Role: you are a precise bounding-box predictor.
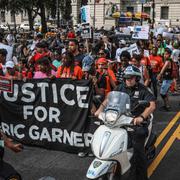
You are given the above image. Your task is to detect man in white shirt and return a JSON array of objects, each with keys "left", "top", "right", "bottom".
[{"left": 115, "top": 40, "right": 126, "bottom": 62}]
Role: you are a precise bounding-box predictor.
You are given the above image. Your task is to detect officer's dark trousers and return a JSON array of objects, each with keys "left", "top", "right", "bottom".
[
  {"left": 0, "top": 160, "right": 21, "bottom": 180},
  {"left": 129, "top": 126, "right": 149, "bottom": 180}
]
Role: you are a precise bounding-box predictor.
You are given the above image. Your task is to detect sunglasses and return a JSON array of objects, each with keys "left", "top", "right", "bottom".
[{"left": 98, "top": 53, "right": 105, "bottom": 55}]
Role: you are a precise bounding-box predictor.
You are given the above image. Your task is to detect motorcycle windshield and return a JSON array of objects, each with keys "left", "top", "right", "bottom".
[{"left": 105, "top": 91, "right": 131, "bottom": 115}]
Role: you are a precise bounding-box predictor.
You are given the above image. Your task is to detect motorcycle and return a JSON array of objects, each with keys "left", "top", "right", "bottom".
[{"left": 86, "top": 91, "right": 156, "bottom": 180}]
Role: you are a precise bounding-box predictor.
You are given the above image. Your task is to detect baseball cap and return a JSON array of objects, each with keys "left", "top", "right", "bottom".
[
  {"left": 82, "top": 55, "right": 94, "bottom": 72},
  {"left": 5, "top": 61, "right": 15, "bottom": 68},
  {"left": 96, "top": 58, "right": 107, "bottom": 65}
]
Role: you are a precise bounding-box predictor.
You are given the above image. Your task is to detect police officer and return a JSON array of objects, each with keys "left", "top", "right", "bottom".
[
  {"left": 95, "top": 65, "right": 156, "bottom": 180},
  {"left": 0, "top": 130, "right": 23, "bottom": 179}
]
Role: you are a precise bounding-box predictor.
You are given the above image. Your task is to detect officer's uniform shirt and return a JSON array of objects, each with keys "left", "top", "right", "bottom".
[{"left": 115, "top": 82, "right": 156, "bottom": 117}]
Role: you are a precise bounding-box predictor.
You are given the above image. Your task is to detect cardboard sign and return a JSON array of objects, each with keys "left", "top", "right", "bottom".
[
  {"left": 0, "top": 76, "right": 13, "bottom": 93},
  {"left": 93, "top": 33, "right": 102, "bottom": 40},
  {"left": 132, "top": 25, "right": 149, "bottom": 40}
]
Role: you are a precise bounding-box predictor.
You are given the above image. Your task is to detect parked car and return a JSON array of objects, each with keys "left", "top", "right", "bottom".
[
  {"left": 19, "top": 23, "right": 30, "bottom": 31},
  {"left": 0, "top": 24, "right": 9, "bottom": 31}
]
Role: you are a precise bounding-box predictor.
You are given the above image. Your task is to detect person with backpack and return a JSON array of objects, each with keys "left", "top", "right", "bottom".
[{"left": 157, "top": 48, "right": 174, "bottom": 111}]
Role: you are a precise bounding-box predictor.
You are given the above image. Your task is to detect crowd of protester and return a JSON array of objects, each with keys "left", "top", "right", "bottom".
[{"left": 0, "top": 26, "right": 179, "bottom": 113}]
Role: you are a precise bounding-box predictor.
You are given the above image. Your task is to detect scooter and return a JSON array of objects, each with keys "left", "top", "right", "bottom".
[{"left": 86, "top": 91, "right": 156, "bottom": 180}]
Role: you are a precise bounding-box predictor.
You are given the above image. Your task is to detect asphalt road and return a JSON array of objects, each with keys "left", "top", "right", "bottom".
[{"left": 3, "top": 93, "right": 180, "bottom": 180}]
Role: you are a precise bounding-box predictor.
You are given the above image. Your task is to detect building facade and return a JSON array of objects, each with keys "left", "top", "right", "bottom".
[
  {"left": 1, "top": 1, "right": 180, "bottom": 28},
  {"left": 71, "top": 0, "right": 180, "bottom": 28}
]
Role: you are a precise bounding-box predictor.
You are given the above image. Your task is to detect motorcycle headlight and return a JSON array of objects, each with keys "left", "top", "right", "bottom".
[{"left": 105, "top": 110, "right": 118, "bottom": 125}]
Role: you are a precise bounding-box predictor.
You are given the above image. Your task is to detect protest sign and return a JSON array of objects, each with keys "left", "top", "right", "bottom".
[
  {"left": 121, "top": 43, "right": 140, "bottom": 57},
  {"left": 0, "top": 79, "right": 97, "bottom": 153},
  {"left": 162, "top": 32, "right": 174, "bottom": 39},
  {"left": 93, "top": 33, "right": 102, "bottom": 40},
  {"left": 81, "top": 26, "right": 92, "bottom": 39},
  {"left": 132, "top": 25, "right": 149, "bottom": 40},
  {"left": 144, "top": 50, "right": 150, "bottom": 57},
  {"left": 80, "top": 5, "right": 90, "bottom": 23}
]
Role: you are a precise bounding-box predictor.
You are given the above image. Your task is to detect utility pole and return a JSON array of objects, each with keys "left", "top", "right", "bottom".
[
  {"left": 56, "top": 0, "right": 60, "bottom": 28},
  {"left": 93, "top": 0, "right": 96, "bottom": 29},
  {"left": 141, "top": 2, "right": 144, "bottom": 25},
  {"left": 152, "top": 0, "right": 155, "bottom": 29}
]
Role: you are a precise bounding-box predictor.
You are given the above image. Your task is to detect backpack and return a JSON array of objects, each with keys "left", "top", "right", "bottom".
[{"left": 171, "top": 61, "right": 178, "bottom": 78}]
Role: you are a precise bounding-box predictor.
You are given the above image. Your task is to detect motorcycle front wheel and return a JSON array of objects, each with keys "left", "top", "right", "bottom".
[
  {"left": 86, "top": 169, "right": 121, "bottom": 180},
  {"left": 86, "top": 173, "right": 121, "bottom": 180}
]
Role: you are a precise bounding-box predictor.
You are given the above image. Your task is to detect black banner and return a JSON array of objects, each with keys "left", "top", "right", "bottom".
[{"left": 0, "top": 79, "right": 97, "bottom": 153}]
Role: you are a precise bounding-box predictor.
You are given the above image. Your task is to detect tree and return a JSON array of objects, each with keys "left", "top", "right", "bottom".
[
  {"left": 0, "top": 0, "right": 23, "bottom": 32},
  {"left": 0, "top": 0, "right": 73, "bottom": 32}
]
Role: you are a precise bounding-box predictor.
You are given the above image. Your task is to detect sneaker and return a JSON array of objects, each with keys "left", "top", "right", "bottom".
[{"left": 78, "top": 152, "right": 88, "bottom": 158}]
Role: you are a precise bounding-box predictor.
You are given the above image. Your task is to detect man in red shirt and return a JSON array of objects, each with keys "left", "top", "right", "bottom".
[
  {"left": 28, "top": 41, "right": 50, "bottom": 71},
  {"left": 149, "top": 46, "right": 164, "bottom": 98}
]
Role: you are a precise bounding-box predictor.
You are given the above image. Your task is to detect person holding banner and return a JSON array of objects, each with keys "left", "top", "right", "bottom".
[
  {"left": 33, "top": 57, "right": 56, "bottom": 79},
  {"left": 68, "top": 40, "right": 85, "bottom": 67},
  {"left": 56, "top": 51, "right": 83, "bottom": 79}
]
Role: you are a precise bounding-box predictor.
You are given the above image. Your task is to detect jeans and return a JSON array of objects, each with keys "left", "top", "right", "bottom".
[
  {"left": 160, "top": 79, "right": 173, "bottom": 95},
  {"left": 151, "top": 73, "right": 158, "bottom": 98}
]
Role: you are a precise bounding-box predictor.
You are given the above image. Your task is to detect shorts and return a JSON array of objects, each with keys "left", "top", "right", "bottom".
[{"left": 160, "top": 80, "right": 173, "bottom": 95}]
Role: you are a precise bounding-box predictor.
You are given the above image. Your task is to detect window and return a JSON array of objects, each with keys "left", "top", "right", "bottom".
[
  {"left": 1, "top": 11, "right": 5, "bottom": 22},
  {"left": 11, "top": 12, "right": 15, "bottom": 22},
  {"left": 144, "top": 7, "right": 150, "bottom": 15},
  {"left": 127, "top": 7, "right": 134, "bottom": 13},
  {"left": 161, "top": 6, "right": 169, "bottom": 19}
]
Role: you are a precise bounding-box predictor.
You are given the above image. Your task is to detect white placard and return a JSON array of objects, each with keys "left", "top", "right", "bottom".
[
  {"left": 121, "top": 43, "right": 140, "bottom": 57},
  {"left": 162, "top": 32, "right": 174, "bottom": 39},
  {"left": 132, "top": 25, "right": 149, "bottom": 40}
]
